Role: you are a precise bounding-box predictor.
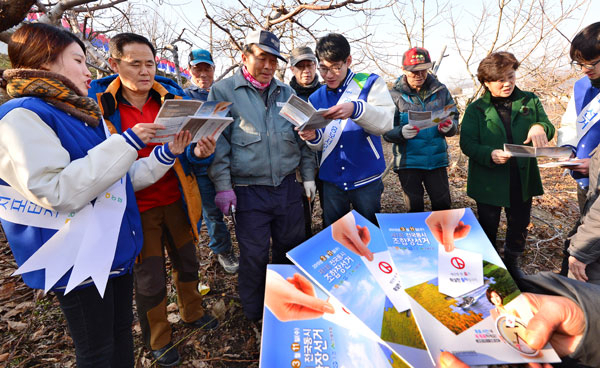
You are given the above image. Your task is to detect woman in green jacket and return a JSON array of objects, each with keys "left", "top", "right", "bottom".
[{"left": 460, "top": 52, "right": 555, "bottom": 281}]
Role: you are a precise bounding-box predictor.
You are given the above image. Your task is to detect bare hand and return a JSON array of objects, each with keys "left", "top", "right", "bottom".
[
  {"left": 425, "top": 209, "right": 470, "bottom": 252},
  {"left": 331, "top": 212, "right": 374, "bottom": 261},
  {"left": 130, "top": 123, "right": 165, "bottom": 144},
  {"left": 321, "top": 102, "right": 355, "bottom": 120},
  {"left": 570, "top": 158, "right": 590, "bottom": 175},
  {"left": 524, "top": 124, "right": 549, "bottom": 148},
  {"left": 193, "top": 136, "right": 216, "bottom": 158},
  {"left": 568, "top": 256, "right": 588, "bottom": 282},
  {"left": 491, "top": 149, "right": 511, "bottom": 164},
  {"left": 297, "top": 128, "right": 317, "bottom": 141},
  {"left": 438, "top": 292, "right": 584, "bottom": 368},
  {"left": 264, "top": 270, "right": 334, "bottom": 322},
  {"left": 167, "top": 131, "right": 192, "bottom": 156}
]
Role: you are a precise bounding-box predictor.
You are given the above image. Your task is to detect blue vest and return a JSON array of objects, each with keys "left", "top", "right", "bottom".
[
  {"left": 309, "top": 72, "right": 386, "bottom": 190},
  {"left": 0, "top": 97, "right": 143, "bottom": 291},
  {"left": 572, "top": 77, "right": 600, "bottom": 185}
]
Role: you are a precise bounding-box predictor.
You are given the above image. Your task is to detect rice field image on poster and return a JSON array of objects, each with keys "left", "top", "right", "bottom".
[
  {"left": 287, "top": 211, "right": 433, "bottom": 367},
  {"left": 259, "top": 264, "right": 410, "bottom": 368},
  {"left": 376, "top": 209, "right": 560, "bottom": 366}
]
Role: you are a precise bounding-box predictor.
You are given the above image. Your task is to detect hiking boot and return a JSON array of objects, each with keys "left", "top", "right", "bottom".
[
  {"left": 217, "top": 249, "right": 239, "bottom": 274},
  {"left": 151, "top": 342, "right": 180, "bottom": 367},
  {"left": 503, "top": 249, "right": 525, "bottom": 288},
  {"left": 184, "top": 313, "right": 219, "bottom": 330}
]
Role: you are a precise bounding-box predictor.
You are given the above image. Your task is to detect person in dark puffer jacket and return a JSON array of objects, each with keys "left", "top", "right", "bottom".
[{"left": 383, "top": 47, "right": 458, "bottom": 213}]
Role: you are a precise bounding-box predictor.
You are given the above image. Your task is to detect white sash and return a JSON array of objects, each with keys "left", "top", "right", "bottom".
[
  {"left": 576, "top": 91, "right": 600, "bottom": 140},
  {"left": 0, "top": 124, "right": 127, "bottom": 297},
  {"left": 320, "top": 77, "right": 364, "bottom": 165}
]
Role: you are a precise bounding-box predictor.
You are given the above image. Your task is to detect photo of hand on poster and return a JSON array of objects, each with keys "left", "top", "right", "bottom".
[
  {"left": 264, "top": 269, "right": 335, "bottom": 322},
  {"left": 425, "top": 208, "right": 471, "bottom": 252},
  {"left": 331, "top": 212, "right": 374, "bottom": 261}
]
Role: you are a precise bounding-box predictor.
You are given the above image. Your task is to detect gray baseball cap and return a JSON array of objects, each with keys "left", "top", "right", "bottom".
[
  {"left": 245, "top": 30, "right": 287, "bottom": 62},
  {"left": 290, "top": 46, "right": 317, "bottom": 66}
]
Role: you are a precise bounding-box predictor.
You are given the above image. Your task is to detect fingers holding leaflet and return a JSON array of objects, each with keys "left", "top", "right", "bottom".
[
  {"left": 521, "top": 293, "right": 584, "bottom": 357},
  {"left": 130, "top": 123, "right": 165, "bottom": 144},
  {"left": 168, "top": 130, "right": 192, "bottom": 155}
]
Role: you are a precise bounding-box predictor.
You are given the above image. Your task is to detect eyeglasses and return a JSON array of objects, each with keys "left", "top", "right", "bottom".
[
  {"left": 318, "top": 62, "right": 345, "bottom": 75},
  {"left": 571, "top": 59, "right": 600, "bottom": 71},
  {"left": 293, "top": 62, "right": 315, "bottom": 71}
]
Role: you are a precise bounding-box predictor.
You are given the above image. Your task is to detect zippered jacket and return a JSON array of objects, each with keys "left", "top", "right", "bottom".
[
  {"left": 207, "top": 69, "right": 316, "bottom": 191},
  {"left": 383, "top": 74, "right": 458, "bottom": 171}
]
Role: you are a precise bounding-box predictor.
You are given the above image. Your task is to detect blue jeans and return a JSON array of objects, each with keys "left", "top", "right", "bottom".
[
  {"left": 196, "top": 174, "right": 232, "bottom": 255},
  {"left": 322, "top": 179, "right": 384, "bottom": 227},
  {"left": 56, "top": 273, "right": 134, "bottom": 368}
]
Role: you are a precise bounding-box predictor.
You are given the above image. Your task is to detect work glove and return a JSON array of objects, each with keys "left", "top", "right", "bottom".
[
  {"left": 401, "top": 124, "right": 419, "bottom": 139},
  {"left": 438, "top": 119, "right": 453, "bottom": 134},
  {"left": 215, "top": 190, "right": 237, "bottom": 216},
  {"left": 303, "top": 181, "right": 316, "bottom": 200}
]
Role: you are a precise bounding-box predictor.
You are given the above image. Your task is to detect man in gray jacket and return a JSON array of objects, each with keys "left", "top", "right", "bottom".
[{"left": 207, "top": 30, "right": 316, "bottom": 321}]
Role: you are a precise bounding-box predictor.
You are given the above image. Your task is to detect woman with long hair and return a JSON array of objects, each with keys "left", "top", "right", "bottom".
[{"left": 0, "top": 23, "right": 190, "bottom": 367}]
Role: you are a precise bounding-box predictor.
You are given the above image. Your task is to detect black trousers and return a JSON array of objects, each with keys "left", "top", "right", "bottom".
[
  {"left": 476, "top": 195, "right": 532, "bottom": 254},
  {"left": 398, "top": 167, "right": 452, "bottom": 213},
  {"left": 234, "top": 174, "right": 305, "bottom": 321},
  {"left": 57, "top": 273, "right": 134, "bottom": 368}
]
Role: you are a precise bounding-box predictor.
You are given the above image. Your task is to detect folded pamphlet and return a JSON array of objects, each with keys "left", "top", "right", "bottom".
[
  {"left": 150, "top": 100, "right": 233, "bottom": 143},
  {"left": 407, "top": 104, "right": 456, "bottom": 130},
  {"left": 503, "top": 144, "right": 572, "bottom": 159},
  {"left": 279, "top": 94, "right": 333, "bottom": 131}
]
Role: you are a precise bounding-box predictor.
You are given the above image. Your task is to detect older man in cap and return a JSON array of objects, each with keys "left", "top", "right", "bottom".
[
  {"left": 289, "top": 46, "right": 321, "bottom": 236},
  {"left": 185, "top": 48, "right": 215, "bottom": 101},
  {"left": 207, "top": 30, "right": 316, "bottom": 321},
  {"left": 184, "top": 49, "right": 239, "bottom": 274},
  {"left": 289, "top": 46, "right": 321, "bottom": 101},
  {"left": 383, "top": 47, "right": 458, "bottom": 212}
]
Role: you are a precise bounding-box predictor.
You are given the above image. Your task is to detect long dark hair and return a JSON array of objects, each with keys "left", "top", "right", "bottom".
[{"left": 8, "top": 23, "right": 86, "bottom": 70}]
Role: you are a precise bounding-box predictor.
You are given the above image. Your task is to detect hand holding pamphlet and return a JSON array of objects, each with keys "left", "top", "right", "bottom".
[
  {"left": 407, "top": 104, "right": 456, "bottom": 130},
  {"left": 279, "top": 94, "right": 333, "bottom": 131},
  {"left": 150, "top": 100, "right": 233, "bottom": 143}
]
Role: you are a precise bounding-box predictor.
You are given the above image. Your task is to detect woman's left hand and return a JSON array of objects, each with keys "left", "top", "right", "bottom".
[
  {"left": 524, "top": 124, "right": 548, "bottom": 147},
  {"left": 168, "top": 131, "right": 192, "bottom": 155}
]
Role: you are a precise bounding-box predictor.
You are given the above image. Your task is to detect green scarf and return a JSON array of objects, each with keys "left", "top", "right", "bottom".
[{"left": 2, "top": 69, "right": 101, "bottom": 127}]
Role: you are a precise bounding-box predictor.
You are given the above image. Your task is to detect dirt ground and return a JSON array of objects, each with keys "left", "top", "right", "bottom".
[{"left": 0, "top": 137, "right": 579, "bottom": 367}]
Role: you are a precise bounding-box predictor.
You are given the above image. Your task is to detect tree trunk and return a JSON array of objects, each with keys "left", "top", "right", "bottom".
[{"left": 0, "top": 0, "right": 36, "bottom": 33}]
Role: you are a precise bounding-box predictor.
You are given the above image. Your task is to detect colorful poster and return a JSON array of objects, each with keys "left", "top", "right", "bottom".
[
  {"left": 259, "top": 264, "right": 411, "bottom": 368},
  {"left": 287, "top": 211, "right": 432, "bottom": 368},
  {"left": 376, "top": 208, "right": 561, "bottom": 366}
]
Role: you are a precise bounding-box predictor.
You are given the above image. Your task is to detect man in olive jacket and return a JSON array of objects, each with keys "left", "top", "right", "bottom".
[{"left": 207, "top": 30, "right": 316, "bottom": 321}]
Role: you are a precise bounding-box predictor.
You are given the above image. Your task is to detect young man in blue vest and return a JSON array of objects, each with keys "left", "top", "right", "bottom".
[
  {"left": 184, "top": 48, "right": 238, "bottom": 274},
  {"left": 558, "top": 22, "right": 600, "bottom": 277},
  {"left": 298, "top": 33, "right": 394, "bottom": 227}
]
